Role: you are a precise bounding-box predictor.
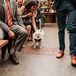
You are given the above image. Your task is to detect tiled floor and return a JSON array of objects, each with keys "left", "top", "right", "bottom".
[{"left": 0, "top": 24, "right": 76, "bottom": 76}]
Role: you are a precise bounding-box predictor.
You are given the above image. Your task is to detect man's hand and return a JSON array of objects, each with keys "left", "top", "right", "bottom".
[{"left": 8, "top": 30, "right": 15, "bottom": 39}]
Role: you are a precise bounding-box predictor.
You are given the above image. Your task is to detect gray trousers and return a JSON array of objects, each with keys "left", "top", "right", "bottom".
[{"left": 0, "top": 25, "right": 27, "bottom": 53}]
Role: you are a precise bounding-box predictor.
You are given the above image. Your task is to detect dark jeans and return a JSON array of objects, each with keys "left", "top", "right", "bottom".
[{"left": 56, "top": 9, "right": 76, "bottom": 55}]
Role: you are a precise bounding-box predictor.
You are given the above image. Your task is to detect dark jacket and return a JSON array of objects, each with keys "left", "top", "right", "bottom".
[{"left": 54, "top": 0, "right": 76, "bottom": 10}]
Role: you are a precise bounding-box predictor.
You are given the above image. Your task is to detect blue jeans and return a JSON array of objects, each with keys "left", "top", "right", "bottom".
[{"left": 56, "top": 9, "right": 76, "bottom": 55}]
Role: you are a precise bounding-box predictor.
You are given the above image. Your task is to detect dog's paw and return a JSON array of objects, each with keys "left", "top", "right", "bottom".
[
  {"left": 33, "top": 46, "right": 36, "bottom": 48},
  {"left": 37, "top": 46, "right": 41, "bottom": 49},
  {"left": 32, "top": 45, "right": 40, "bottom": 49},
  {"left": 34, "top": 45, "right": 41, "bottom": 49},
  {"left": 32, "top": 45, "right": 36, "bottom": 48}
]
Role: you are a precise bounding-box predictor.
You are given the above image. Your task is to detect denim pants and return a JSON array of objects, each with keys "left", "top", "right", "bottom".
[{"left": 56, "top": 9, "right": 76, "bottom": 55}]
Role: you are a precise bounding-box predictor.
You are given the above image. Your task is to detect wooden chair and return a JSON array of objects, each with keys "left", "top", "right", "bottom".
[{"left": 0, "top": 40, "right": 8, "bottom": 60}]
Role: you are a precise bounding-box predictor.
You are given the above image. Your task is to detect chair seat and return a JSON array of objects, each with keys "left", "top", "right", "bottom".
[{"left": 0, "top": 40, "right": 8, "bottom": 48}]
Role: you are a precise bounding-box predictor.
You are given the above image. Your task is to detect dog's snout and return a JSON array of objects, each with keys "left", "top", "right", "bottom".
[
  {"left": 37, "top": 35, "right": 39, "bottom": 38},
  {"left": 37, "top": 34, "right": 40, "bottom": 38}
]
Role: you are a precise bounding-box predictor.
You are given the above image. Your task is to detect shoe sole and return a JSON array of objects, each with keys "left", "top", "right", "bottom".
[
  {"left": 71, "top": 63, "right": 76, "bottom": 67},
  {"left": 56, "top": 54, "right": 64, "bottom": 59},
  {"left": 9, "top": 57, "right": 19, "bottom": 65}
]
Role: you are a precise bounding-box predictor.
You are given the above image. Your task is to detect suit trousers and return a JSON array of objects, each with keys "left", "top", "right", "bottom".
[{"left": 0, "top": 24, "right": 27, "bottom": 54}]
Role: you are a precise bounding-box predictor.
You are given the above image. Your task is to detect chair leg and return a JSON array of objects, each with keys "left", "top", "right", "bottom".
[
  {"left": 8, "top": 39, "right": 13, "bottom": 54},
  {"left": 1, "top": 39, "right": 13, "bottom": 60},
  {"left": 1, "top": 45, "right": 7, "bottom": 60}
]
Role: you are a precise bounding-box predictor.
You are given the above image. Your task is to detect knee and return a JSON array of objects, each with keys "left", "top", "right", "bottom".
[
  {"left": 26, "top": 25, "right": 31, "bottom": 31},
  {"left": 20, "top": 29, "right": 28, "bottom": 37},
  {"left": 27, "top": 25, "right": 31, "bottom": 29}
]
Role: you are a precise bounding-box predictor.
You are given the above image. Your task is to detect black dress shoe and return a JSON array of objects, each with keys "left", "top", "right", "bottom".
[{"left": 9, "top": 53, "right": 19, "bottom": 65}]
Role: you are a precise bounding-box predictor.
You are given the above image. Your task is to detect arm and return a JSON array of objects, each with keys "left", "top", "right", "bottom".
[
  {"left": 0, "top": 1, "right": 15, "bottom": 39},
  {"left": 21, "top": 14, "right": 30, "bottom": 18},
  {"left": 0, "top": 20, "right": 15, "bottom": 39},
  {"left": 16, "top": 9, "right": 25, "bottom": 28},
  {"left": 22, "top": 12, "right": 33, "bottom": 19},
  {"left": 13, "top": 0, "right": 25, "bottom": 28},
  {"left": 0, "top": 21, "right": 10, "bottom": 33},
  {"left": 0, "top": 3, "right": 10, "bottom": 33},
  {"left": 31, "top": 13, "right": 38, "bottom": 32}
]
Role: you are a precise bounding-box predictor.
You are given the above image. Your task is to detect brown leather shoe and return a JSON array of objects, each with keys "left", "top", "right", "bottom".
[
  {"left": 71, "top": 56, "right": 76, "bottom": 67},
  {"left": 56, "top": 51, "right": 64, "bottom": 58}
]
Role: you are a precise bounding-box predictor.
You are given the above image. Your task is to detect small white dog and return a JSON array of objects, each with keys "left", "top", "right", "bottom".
[{"left": 32, "top": 29, "right": 44, "bottom": 48}]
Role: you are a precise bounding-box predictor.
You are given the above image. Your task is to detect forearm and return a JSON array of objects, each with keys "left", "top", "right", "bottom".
[
  {"left": 31, "top": 17, "right": 37, "bottom": 31},
  {"left": 21, "top": 15, "right": 29, "bottom": 18}
]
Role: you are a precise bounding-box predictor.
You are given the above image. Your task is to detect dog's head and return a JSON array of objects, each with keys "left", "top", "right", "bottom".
[{"left": 33, "top": 29, "right": 44, "bottom": 40}]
